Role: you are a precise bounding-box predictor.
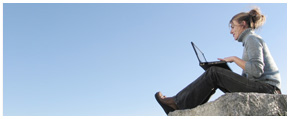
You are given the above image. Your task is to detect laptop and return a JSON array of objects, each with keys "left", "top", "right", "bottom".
[{"left": 191, "top": 42, "right": 232, "bottom": 71}]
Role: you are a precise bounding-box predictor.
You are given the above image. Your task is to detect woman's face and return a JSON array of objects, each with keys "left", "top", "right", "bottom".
[{"left": 230, "top": 20, "right": 246, "bottom": 40}]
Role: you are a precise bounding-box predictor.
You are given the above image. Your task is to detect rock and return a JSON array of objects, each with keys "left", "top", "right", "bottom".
[{"left": 168, "top": 93, "right": 287, "bottom": 116}]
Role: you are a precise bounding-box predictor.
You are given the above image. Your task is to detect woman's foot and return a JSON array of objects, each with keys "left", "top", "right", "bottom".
[{"left": 156, "top": 92, "right": 178, "bottom": 110}]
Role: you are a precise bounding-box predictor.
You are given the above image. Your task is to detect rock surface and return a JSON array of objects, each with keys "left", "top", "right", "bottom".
[{"left": 168, "top": 93, "right": 287, "bottom": 116}]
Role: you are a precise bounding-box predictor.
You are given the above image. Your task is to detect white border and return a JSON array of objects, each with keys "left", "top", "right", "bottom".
[
  {"left": 1, "top": 0, "right": 3, "bottom": 118},
  {"left": 1, "top": 0, "right": 289, "bottom": 3}
]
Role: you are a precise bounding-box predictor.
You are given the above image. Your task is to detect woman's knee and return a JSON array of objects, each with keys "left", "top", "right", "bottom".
[{"left": 206, "top": 66, "right": 221, "bottom": 72}]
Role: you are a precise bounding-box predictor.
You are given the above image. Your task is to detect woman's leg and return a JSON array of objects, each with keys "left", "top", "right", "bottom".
[{"left": 174, "top": 66, "right": 275, "bottom": 109}]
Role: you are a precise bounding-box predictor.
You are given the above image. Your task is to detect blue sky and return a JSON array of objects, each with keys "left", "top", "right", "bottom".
[{"left": 3, "top": 3, "right": 287, "bottom": 116}]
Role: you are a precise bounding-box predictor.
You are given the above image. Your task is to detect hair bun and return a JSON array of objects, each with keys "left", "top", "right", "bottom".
[
  {"left": 248, "top": 7, "right": 266, "bottom": 29},
  {"left": 249, "top": 8, "right": 259, "bottom": 17}
]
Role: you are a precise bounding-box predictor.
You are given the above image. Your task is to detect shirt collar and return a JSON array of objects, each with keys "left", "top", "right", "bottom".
[{"left": 237, "top": 28, "right": 253, "bottom": 44}]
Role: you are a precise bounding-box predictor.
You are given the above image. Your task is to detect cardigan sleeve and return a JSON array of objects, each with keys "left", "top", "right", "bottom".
[{"left": 244, "top": 36, "right": 265, "bottom": 79}]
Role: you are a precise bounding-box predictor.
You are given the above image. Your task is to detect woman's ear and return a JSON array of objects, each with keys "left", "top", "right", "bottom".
[{"left": 241, "top": 21, "right": 247, "bottom": 28}]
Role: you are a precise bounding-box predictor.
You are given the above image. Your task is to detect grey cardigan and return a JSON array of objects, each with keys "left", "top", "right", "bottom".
[{"left": 237, "top": 28, "right": 281, "bottom": 89}]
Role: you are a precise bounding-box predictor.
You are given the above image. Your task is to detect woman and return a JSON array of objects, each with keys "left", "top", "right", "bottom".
[{"left": 155, "top": 7, "right": 281, "bottom": 115}]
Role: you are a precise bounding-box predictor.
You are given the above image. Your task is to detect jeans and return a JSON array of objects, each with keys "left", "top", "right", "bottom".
[{"left": 174, "top": 66, "right": 276, "bottom": 109}]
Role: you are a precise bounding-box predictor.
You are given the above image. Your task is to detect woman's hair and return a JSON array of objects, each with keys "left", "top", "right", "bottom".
[{"left": 230, "top": 7, "right": 266, "bottom": 29}]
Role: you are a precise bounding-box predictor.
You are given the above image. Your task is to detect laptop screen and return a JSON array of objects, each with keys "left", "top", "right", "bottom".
[{"left": 191, "top": 42, "right": 207, "bottom": 63}]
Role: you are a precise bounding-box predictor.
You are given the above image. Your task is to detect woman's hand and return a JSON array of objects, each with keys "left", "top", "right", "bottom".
[
  {"left": 218, "top": 56, "right": 237, "bottom": 63},
  {"left": 218, "top": 56, "right": 246, "bottom": 70}
]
